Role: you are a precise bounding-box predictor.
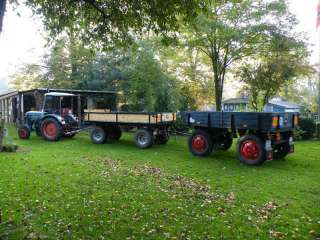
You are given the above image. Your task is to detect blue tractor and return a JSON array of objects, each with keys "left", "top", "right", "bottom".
[{"left": 18, "top": 92, "right": 81, "bottom": 141}]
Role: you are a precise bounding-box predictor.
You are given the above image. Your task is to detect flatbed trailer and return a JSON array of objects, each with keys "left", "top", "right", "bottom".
[
  {"left": 84, "top": 109, "right": 176, "bottom": 148},
  {"left": 183, "top": 111, "right": 299, "bottom": 165}
]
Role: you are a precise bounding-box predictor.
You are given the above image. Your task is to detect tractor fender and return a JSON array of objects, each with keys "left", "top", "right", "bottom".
[{"left": 41, "top": 114, "right": 66, "bottom": 125}]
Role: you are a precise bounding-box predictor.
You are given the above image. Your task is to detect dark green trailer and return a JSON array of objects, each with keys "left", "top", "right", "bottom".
[{"left": 183, "top": 111, "right": 299, "bottom": 166}]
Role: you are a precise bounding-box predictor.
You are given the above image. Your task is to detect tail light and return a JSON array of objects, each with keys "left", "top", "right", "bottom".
[
  {"left": 294, "top": 115, "right": 299, "bottom": 126},
  {"left": 275, "top": 132, "right": 281, "bottom": 141},
  {"left": 272, "top": 116, "right": 279, "bottom": 128}
]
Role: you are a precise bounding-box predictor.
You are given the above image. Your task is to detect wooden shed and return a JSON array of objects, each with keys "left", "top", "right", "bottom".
[{"left": 0, "top": 88, "right": 117, "bottom": 124}]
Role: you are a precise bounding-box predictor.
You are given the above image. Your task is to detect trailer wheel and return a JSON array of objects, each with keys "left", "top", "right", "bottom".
[
  {"left": 134, "top": 128, "right": 154, "bottom": 149},
  {"left": 90, "top": 126, "right": 106, "bottom": 144},
  {"left": 41, "top": 118, "right": 63, "bottom": 141},
  {"left": 155, "top": 132, "right": 169, "bottom": 145},
  {"left": 237, "top": 135, "right": 266, "bottom": 166},
  {"left": 216, "top": 134, "right": 233, "bottom": 151},
  {"left": 188, "top": 129, "right": 213, "bottom": 157},
  {"left": 18, "top": 125, "right": 30, "bottom": 139},
  {"left": 273, "top": 143, "right": 290, "bottom": 159},
  {"left": 108, "top": 126, "right": 122, "bottom": 141}
]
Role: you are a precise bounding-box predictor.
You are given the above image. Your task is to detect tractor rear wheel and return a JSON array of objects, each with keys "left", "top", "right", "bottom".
[
  {"left": 134, "top": 128, "right": 154, "bottom": 149},
  {"left": 237, "top": 135, "right": 266, "bottom": 166},
  {"left": 90, "top": 126, "right": 106, "bottom": 144},
  {"left": 18, "top": 125, "right": 30, "bottom": 139},
  {"left": 188, "top": 129, "right": 213, "bottom": 157},
  {"left": 40, "top": 118, "right": 63, "bottom": 141}
]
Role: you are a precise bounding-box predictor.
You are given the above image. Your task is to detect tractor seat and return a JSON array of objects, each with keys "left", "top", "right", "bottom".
[{"left": 62, "top": 108, "right": 72, "bottom": 117}]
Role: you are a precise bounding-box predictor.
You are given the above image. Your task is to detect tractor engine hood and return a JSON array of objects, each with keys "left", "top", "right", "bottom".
[{"left": 25, "top": 111, "right": 45, "bottom": 120}]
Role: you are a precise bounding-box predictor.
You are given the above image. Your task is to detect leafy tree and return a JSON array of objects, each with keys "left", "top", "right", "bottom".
[
  {"left": 9, "top": 0, "right": 204, "bottom": 47},
  {"left": 123, "top": 43, "right": 181, "bottom": 112},
  {"left": 9, "top": 64, "right": 43, "bottom": 90},
  {"left": 282, "top": 71, "right": 318, "bottom": 113},
  {"left": 76, "top": 49, "right": 129, "bottom": 92},
  {"left": 183, "top": 0, "right": 301, "bottom": 111},
  {"left": 237, "top": 34, "right": 311, "bottom": 111},
  {"left": 158, "top": 42, "right": 215, "bottom": 110}
]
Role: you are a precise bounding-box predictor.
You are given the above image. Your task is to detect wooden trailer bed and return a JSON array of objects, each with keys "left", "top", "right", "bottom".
[
  {"left": 84, "top": 109, "right": 176, "bottom": 125},
  {"left": 83, "top": 109, "right": 176, "bottom": 149}
]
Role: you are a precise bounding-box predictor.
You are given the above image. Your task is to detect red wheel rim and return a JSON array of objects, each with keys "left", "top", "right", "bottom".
[
  {"left": 240, "top": 140, "right": 261, "bottom": 161},
  {"left": 19, "top": 129, "right": 28, "bottom": 139},
  {"left": 43, "top": 122, "right": 57, "bottom": 138},
  {"left": 192, "top": 134, "right": 207, "bottom": 153}
]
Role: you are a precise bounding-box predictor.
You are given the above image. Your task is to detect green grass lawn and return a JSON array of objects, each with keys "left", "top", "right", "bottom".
[{"left": 0, "top": 128, "right": 319, "bottom": 239}]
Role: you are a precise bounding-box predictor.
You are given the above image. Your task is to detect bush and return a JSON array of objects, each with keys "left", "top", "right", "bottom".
[
  {"left": 316, "top": 123, "right": 320, "bottom": 139},
  {"left": 172, "top": 113, "right": 190, "bottom": 134},
  {"left": 296, "top": 118, "right": 316, "bottom": 140}
]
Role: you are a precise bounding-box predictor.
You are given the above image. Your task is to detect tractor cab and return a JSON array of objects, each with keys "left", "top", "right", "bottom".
[
  {"left": 18, "top": 92, "right": 82, "bottom": 141},
  {"left": 43, "top": 92, "right": 76, "bottom": 115},
  {"left": 42, "top": 92, "right": 79, "bottom": 124}
]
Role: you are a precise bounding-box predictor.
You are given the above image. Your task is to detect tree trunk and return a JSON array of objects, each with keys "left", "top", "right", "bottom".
[
  {"left": 212, "top": 61, "right": 223, "bottom": 111},
  {"left": 0, "top": 0, "right": 6, "bottom": 34},
  {"left": 214, "top": 76, "right": 222, "bottom": 111}
]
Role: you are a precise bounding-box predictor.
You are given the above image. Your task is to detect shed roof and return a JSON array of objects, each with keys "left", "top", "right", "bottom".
[
  {"left": 268, "top": 99, "right": 302, "bottom": 109},
  {"left": 45, "top": 92, "right": 75, "bottom": 97},
  {"left": 222, "top": 97, "right": 249, "bottom": 104},
  {"left": 0, "top": 88, "right": 117, "bottom": 100}
]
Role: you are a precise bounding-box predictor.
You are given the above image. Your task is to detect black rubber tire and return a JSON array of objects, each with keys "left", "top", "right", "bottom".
[
  {"left": 134, "top": 128, "right": 154, "bottom": 149},
  {"left": 237, "top": 135, "right": 266, "bottom": 166},
  {"left": 18, "top": 125, "right": 30, "bottom": 139},
  {"left": 40, "top": 118, "right": 63, "bottom": 141},
  {"left": 107, "top": 126, "right": 122, "bottom": 141},
  {"left": 188, "top": 129, "right": 213, "bottom": 157},
  {"left": 215, "top": 134, "right": 233, "bottom": 151},
  {"left": 155, "top": 132, "right": 170, "bottom": 145},
  {"left": 90, "top": 126, "right": 106, "bottom": 144},
  {"left": 273, "top": 143, "right": 290, "bottom": 160}
]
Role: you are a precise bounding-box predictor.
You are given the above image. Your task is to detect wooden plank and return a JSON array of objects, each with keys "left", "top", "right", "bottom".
[
  {"left": 84, "top": 109, "right": 111, "bottom": 113},
  {"left": 84, "top": 113, "right": 116, "bottom": 122},
  {"left": 84, "top": 110, "right": 175, "bottom": 124},
  {"left": 118, "top": 114, "right": 157, "bottom": 123}
]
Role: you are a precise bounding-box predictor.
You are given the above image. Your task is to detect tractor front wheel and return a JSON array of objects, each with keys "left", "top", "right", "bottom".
[
  {"left": 18, "top": 125, "right": 30, "bottom": 139},
  {"left": 40, "top": 118, "right": 63, "bottom": 141}
]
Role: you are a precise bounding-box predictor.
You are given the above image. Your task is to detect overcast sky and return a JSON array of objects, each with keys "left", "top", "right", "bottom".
[{"left": 0, "top": 0, "right": 319, "bottom": 91}]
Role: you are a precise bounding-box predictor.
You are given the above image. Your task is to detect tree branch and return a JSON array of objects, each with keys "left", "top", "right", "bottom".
[
  {"left": 0, "top": 0, "right": 7, "bottom": 33},
  {"left": 83, "top": 0, "right": 110, "bottom": 20}
]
